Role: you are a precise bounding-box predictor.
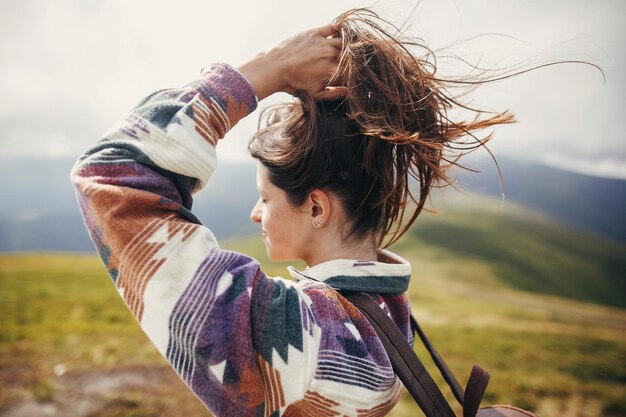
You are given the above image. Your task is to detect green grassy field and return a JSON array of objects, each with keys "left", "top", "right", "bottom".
[{"left": 1, "top": 206, "right": 625, "bottom": 416}]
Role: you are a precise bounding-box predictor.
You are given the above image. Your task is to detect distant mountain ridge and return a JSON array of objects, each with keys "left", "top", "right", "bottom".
[
  {"left": 455, "top": 156, "right": 626, "bottom": 243},
  {"left": 0, "top": 155, "right": 624, "bottom": 252},
  {"left": 0, "top": 157, "right": 258, "bottom": 252}
]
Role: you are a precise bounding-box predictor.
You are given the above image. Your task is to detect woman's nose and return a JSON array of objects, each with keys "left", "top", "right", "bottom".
[{"left": 250, "top": 198, "right": 262, "bottom": 223}]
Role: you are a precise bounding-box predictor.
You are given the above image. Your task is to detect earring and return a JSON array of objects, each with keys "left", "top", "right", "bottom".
[{"left": 314, "top": 218, "right": 323, "bottom": 227}]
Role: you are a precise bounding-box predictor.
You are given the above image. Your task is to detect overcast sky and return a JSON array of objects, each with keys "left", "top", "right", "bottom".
[{"left": 0, "top": 0, "right": 624, "bottom": 178}]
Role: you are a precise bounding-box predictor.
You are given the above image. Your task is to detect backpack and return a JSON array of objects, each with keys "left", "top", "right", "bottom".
[{"left": 341, "top": 292, "right": 539, "bottom": 417}]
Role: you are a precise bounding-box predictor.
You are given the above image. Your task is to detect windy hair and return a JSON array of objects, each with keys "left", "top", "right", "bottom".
[{"left": 249, "top": 8, "right": 516, "bottom": 247}]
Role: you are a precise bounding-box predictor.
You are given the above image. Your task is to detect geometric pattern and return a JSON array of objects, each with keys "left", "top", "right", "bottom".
[
  {"left": 316, "top": 350, "right": 396, "bottom": 391},
  {"left": 72, "top": 63, "right": 414, "bottom": 417},
  {"left": 283, "top": 391, "right": 341, "bottom": 416}
]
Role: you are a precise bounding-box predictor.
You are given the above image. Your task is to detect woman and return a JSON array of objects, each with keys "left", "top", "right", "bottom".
[{"left": 72, "top": 9, "right": 512, "bottom": 417}]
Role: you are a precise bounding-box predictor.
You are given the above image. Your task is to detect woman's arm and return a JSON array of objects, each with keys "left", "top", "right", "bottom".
[{"left": 71, "top": 26, "right": 340, "bottom": 416}]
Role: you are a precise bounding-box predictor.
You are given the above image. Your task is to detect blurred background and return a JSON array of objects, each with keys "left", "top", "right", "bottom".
[{"left": 1, "top": 1, "right": 624, "bottom": 416}]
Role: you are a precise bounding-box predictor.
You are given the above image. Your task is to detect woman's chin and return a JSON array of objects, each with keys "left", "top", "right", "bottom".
[
  {"left": 263, "top": 243, "right": 279, "bottom": 261},
  {"left": 266, "top": 249, "right": 283, "bottom": 261},
  {"left": 262, "top": 239, "right": 297, "bottom": 262},
  {"left": 265, "top": 247, "right": 291, "bottom": 262}
]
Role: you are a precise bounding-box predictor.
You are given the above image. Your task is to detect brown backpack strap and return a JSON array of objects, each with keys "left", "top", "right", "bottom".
[
  {"left": 342, "top": 291, "right": 491, "bottom": 417},
  {"left": 343, "top": 292, "right": 456, "bottom": 417},
  {"left": 464, "top": 366, "right": 490, "bottom": 417},
  {"left": 411, "top": 316, "right": 491, "bottom": 416},
  {"left": 411, "top": 315, "right": 465, "bottom": 405}
]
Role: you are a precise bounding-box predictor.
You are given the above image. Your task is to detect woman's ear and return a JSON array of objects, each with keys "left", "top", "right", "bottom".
[{"left": 307, "top": 189, "right": 332, "bottom": 228}]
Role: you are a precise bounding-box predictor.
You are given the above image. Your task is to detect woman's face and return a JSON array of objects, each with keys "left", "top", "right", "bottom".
[{"left": 250, "top": 162, "right": 313, "bottom": 261}]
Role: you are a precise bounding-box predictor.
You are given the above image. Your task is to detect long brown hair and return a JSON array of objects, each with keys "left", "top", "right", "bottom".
[{"left": 249, "top": 8, "right": 516, "bottom": 248}]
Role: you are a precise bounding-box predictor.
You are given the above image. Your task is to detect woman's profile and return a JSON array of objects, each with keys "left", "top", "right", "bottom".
[{"left": 72, "top": 9, "right": 516, "bottom": 417}]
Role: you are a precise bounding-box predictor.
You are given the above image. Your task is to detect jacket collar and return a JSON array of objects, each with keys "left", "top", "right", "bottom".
[{"left": 287, "top": 250, "right": 411, "bottom": 294}]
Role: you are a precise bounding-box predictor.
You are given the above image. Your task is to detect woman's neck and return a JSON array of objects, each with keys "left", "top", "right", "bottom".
[{"left": 303, "top": 234, "right": 379, "bottom": 267}]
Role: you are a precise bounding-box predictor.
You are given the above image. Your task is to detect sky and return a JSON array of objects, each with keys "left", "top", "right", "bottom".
[{"left": 0, "top": 0, "right": 624, "bottom": 179}]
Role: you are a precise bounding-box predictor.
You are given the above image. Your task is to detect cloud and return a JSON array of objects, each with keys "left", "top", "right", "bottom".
[
  {"left": 542, "top": 153, "right": 626, "bottom": 180},
  {"left": 0, "top": 0, "right": 624, "bottom": 178}
]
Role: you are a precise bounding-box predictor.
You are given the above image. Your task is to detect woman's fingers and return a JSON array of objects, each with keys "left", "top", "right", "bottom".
[
  {"left": 275, "top": 25, "right": 343, "bottom": 95},
  {"left": 313, "top": 25, "right": 342, "bottom": 50},
  {"left": 314, "top": 24, "right": 340, "bottom": 38}
]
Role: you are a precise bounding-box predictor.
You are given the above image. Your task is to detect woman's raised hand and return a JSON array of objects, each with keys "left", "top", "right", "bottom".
[{"left": 238, "top": 24, "right": 344, "bottom": 101}]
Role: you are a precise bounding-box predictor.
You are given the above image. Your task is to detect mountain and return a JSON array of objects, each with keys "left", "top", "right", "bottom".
[
  {"left": 0, "top": 157, "right": 258, "bottom": 252},
  {"left": 0, "top": 155, "right": 625, "bottom": 252},
  {"left": 453, "top": 155, "right": 626, "bottom": 243}
]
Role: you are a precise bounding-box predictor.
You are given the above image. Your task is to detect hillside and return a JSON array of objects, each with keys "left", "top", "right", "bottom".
[
  {"left": 403, "top": 196, "right": 626, "bottom": 308},
  {"left": 223, "top": 195, "right": 626, "bottom": 309},
  {"left": 1, "top": 251, "right": 625, "bottom": 417}
]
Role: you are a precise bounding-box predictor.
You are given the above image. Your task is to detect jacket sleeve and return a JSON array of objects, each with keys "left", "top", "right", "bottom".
[{"left": 70, "top": 64, "right": 320, "bottom": 416}]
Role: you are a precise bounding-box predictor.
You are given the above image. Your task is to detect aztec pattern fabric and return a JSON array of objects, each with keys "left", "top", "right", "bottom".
[{"left": 71, "top": 63, "right": 414, "bottom": 417}]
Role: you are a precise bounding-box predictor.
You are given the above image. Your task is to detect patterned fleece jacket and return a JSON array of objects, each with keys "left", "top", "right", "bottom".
[{"left": 71, "top": 63, "right": 414, "bottom": 417}]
